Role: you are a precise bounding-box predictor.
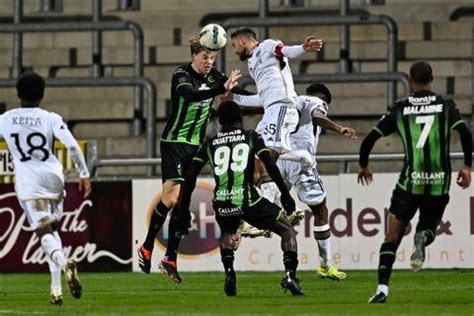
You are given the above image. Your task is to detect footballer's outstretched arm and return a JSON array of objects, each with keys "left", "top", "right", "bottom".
[
  {"left": 358, "top": 107, "right": 397, "bottom": 185},
  {"left": 233, "top": 93, "right": 263, "bottom": 108},
  {"left": 359, "top": 130, "right": 382, "bottom": 168},
  {"left": 357, "top": 130, "right": 383, "bottom": 186},
  {"left": 312, "top": 109, "right": 357, "bottom": 139},
  {"left": 178, "top": 83, "right": 226, "bottom": 102},
  {"left": 178, "top": 70, "right": 240, "bottom": 102},
  {"left": 52, "top": 115, "right": 92, "bottom": 197},
  {"left": 453, "top": 122, "right": 472, "bottom": 188},
  {"left": 224, "top": 92, "right": 263, "bottom": 114},
  {"left": 274, "top": 36, "right": 323, "bottom": 59}
]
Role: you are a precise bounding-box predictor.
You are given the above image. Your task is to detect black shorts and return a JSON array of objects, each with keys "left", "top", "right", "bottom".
[
  {"left": 389, "top": 186, "right": 450, "bottom": 226},
  {"left": 215, "top": 198, "right": 282, "bottom": 234},
  {"left": 160, "top": 141, "right": 199, "bottom": 182}
]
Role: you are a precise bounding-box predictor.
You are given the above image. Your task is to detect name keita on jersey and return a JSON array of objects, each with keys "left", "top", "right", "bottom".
[{"left": 12, "top": 116, "right": 42, "bottom": 127}]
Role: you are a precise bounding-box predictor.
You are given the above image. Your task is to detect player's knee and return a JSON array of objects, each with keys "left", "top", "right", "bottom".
[
  {"left": 34, "top": 218, "right": 56, "bottom": 238},
  {"left": 281, "top": 222, "right": 297, "bottom": 239},
  {"left": 161, "top": 192, "right": 179, "bottom": 208},
  {"left": 287, "top": 227, "right": 297, "bottom": 240},
  {"left": 301, "top": 194, "right": 325, "bottom": 208},
  {"left": 274, "top": 216, "right": 295, "bottom": 235},
  {"left": 166, "top": 197, "right": 179, "bottom": 208}
]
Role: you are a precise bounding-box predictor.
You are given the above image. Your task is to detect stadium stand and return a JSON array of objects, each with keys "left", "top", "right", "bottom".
[{"left": 0, "top": 0, "right": 471, "bottom": 176}]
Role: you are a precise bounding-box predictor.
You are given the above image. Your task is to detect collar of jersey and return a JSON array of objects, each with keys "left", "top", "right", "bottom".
[
  {"left": 412, "top": 89, "right": 434, "bottom": 96},
  {"left": 187, "top": 62, "right": 206, "bottom": 78}
]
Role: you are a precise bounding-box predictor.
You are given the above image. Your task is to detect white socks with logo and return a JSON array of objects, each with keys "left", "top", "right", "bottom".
[
  {"left": 41, "top": 232, "right": 66, "bottom": 294},
  {"left": 41, "top": 233, "right": 66, "bottom": 268}
]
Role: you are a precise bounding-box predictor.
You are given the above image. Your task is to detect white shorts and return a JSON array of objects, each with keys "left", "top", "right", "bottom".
[
  {"left": 20, "top": 199, "right": 63, "bottom": 230},
  {"left": 256, "top": 104, "right": 299, "bottom": 153},
  {"left": 276, "top": 159, "right": 326, "bottom": 206}
]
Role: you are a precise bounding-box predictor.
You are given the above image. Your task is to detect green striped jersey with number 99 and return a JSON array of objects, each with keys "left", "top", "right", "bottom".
[{"left": 192, "top": 128, "right": 269, "bottom": 208}]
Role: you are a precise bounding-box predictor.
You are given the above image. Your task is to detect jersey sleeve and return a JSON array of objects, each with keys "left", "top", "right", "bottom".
[
  {"left": 174, "top": 67, "right": 226, "bottom": 102},
  {"left": 301, "top": 96, "right": 328, "bottom": 117},
  {"left": 446, "top": 99, "right": 465, "bottom": 129},
  {"left": 173, "top": 66, "right": 193, "bottom": 89},
  {"left": 268, "top": 38, "right": 305, "bottom": 59},
  {"left": 215, "top": 70, "right": 228, "bottom": 85},
  {"left": 261, "top": 39, "right": 282, "bottom": 56},
  {"left": 233, "top": 94, "right": 263, "bottom": 107},
  {"left": 251, "top": 132, "right": 270, "bottom": 158},
  {"left": 373, "top": 107, "right": 398, "bottom": 136},
  {"left": 51, "top": 113, "right": 90, "bottom": 178}
]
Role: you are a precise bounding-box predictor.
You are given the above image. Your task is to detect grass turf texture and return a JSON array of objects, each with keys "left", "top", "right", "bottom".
[{"left": 0, "top": 270, "right": 472, "bottom": 315}]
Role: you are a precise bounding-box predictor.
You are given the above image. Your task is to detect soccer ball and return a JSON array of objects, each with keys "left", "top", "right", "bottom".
[{"left": 199, "top": 23, "right": 227, "bottom": 50}]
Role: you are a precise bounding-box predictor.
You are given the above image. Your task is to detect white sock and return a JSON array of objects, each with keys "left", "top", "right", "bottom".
[
  {"left": 317, "top": 237, "right": 331, "bottom": 267},
  {"left": 53, "top": 232, "right": 67, "bottom": 267},
  {"left": 314, "top": 224, "right": 332, "bottom": 267},
  {"left": 48, "top": 257, "right": 62, "bottom": 295},
  {"left": 53, "top": 231, "right": 63, "bottom": 248},
  {"left": 377, "top": 284, "right": 389, "bottom": 296},
  {"left": 41, "top": 233, "right": 66, "bottom": 268}
]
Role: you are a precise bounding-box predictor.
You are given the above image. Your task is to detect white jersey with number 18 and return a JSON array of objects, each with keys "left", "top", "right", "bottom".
[{"left": 0, "top": 107, "right": 89, "bottom": 200}]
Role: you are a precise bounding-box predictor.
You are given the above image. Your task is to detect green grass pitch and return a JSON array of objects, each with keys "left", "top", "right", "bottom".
[{"left": 0, "top": 270, "right": 472, "bottom": 315}]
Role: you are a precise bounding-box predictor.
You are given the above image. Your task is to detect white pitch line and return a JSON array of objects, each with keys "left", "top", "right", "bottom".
[{"left": 0, "top": 310, "right": 47, "bottom": 315}]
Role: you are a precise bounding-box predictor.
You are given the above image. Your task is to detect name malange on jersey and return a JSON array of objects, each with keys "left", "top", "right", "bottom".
[{"left": 403, "top": 103, "right": 443, "bottom": 115}]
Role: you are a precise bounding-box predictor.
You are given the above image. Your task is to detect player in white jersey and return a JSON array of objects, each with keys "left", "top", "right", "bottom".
[
  {"left": 230, "top": 27, "right": 323, "bottom": 166},
  {"left": 234, "top": 83, "right": 357, "bottom": 280},
  {"left": 0, "top": 72, "right": 92, "bottom": 305}
]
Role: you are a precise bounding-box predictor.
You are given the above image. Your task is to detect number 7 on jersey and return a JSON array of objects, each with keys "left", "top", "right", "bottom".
[{"left": 415, "top": 115, "right": 434, "bottom": 148}]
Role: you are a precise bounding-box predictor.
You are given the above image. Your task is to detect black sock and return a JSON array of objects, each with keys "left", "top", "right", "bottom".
[
  {"left": 378, "top": 242, "right": 397, "bottom": 286},
  {"left": 143, "top": 201, "right": 171, "bottom": 251},
  {"left": 164, "top": 214, "right": 182, "bottom": 262},
  {"left": 283, "top": 251, "right": 298, "bottom": 277},
  {"left": 221, "top": 249, "right": 235, "bottom": 273}
]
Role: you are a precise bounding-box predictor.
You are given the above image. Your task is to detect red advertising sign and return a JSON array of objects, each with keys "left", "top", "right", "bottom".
[{"left": 0, "top": 181, "right": 132, "bottom": 272}]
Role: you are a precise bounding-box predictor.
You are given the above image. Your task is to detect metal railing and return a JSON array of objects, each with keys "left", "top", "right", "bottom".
[
  {"left": 91, "top": 158, "right": 162, "bottom": 177},
  {"left": 0, "top": 77, "right": 157, "bottom": 176},
  {"left": 89, "top": 152, "right": 469, "bottom": 178},
  {"left": 239, "top": 72, "right": 411, "bottom": 98},
  {"left": 218, "top": 14, "right": 399, "bottom": 108},
  {"left": 317, "top": 152, "right": 469, "bottom": 173},
  {"left": 7, "top": 0, "right": 145, "bottom": 135}
]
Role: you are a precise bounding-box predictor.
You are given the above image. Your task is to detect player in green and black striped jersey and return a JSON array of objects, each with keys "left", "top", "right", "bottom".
[
  {"left": 358, "top": 61, "right": 472, "bottom": 304},
  {"left": 178, "top": 101, "right": 304, "bottom": 296},
  {"left": 137, "top": 37, "right": 241, "bottom": 282}
]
